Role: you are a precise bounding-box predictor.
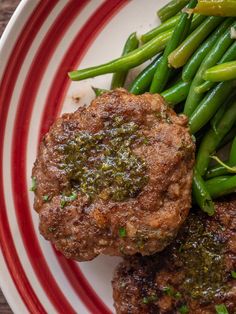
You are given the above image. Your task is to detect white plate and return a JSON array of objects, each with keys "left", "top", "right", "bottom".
[{"left": 0, "top": 0, "right": 166, "bottom": 313}]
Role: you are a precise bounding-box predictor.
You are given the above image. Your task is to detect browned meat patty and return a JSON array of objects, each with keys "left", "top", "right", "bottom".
[
  {"left": 32, "top": 89, "right": 195, "bottom": 262},
  {"left": 112, "top": 199, "right": 236, "bottom": 314}
]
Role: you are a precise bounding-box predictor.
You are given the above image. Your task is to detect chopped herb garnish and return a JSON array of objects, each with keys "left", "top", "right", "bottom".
[
  {"left": 178, "top": 305, "right": 189, "bottom": 314},
  {"left": 60, "top": 192, "right": 77, "bottom": 208},
  {"left": 215, "top": 304, "right": 229, "bottom": 314},
  {"left": 163, "top": 286, "right": 172, "bottom": 295},
  {"left": 119, "top": 227, "right": 126, "bottom": 238},
  {"left": 231, "top": 271, "right": 236, "bottom": 279},
  {"left": 175, "top": 292, "right": 182, "bottom": 299},
  {"left": 67, "top": 191, "right": 78, "bottom": 201},
  {"left": 163, "top": 286, "right": 181, "bottom": 299},
  {"left": 43, "top": 195, "right": 50, "bottom": 202},
  {"left": 30, "top": 177, "right": 37, "bottom": 192},
  {"left": 60, "top": 199, "right": 67, "bottom": 208},
  {"left": 142, "top": 294, "right": 158, "bottom": 304},
  {"left": 48, "top": 227, "right": 56, "bottom": 233},
  {"left": 142, "top": 297, "right": 149, "bottom": 304}
]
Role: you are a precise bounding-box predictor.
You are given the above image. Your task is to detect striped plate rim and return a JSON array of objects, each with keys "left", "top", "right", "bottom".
[{"left": 0, "top": 1, "right": 163, "bottom": 312}]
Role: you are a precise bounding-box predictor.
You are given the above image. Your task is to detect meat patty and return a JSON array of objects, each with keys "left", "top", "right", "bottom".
[
  {"left": 32, "top": 89, "right": 195, "bottom": 261},
  {"left": 112, "top": 199, "right": 236, "bottom": 314}
]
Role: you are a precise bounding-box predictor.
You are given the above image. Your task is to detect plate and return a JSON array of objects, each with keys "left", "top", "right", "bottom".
[{"left": 0, "top": 0, "right": 167, "bottom": 313}]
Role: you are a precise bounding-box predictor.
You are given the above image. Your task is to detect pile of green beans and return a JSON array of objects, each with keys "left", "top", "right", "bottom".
[
  {"left": 183, "top": 18, "right": 235, "bottom": 117},
  {"left": 150, "top": 0, "right": 197, "bottom": 93},
  {"left": 68, "top": 0, "right": 236, "bottom": 216}
]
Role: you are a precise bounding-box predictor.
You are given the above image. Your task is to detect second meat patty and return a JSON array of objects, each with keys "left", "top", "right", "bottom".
[
  {"left": 32, "top": 89, "right": 195, "bottom": 261},
  {"left": 113, "top": 199, "right": 236, "bottom": 313}
]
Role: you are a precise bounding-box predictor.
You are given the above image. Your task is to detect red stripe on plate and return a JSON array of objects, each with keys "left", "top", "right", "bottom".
[
  {"left": 10, "top": 1, "right": 91, "bottom": 313},
  {"left": 39, "top": 0, "right": 129, "bottom": 139},
  {"left": 39, "top": 1, "right": 129, "bottom": 313},
  {"left": 0, "top": 1, "right": 58, "bottom": 313}
]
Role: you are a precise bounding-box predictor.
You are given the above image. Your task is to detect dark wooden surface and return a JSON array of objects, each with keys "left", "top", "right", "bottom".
[{"left": 0, "top": 1, "right": 20, "bottom": 312}]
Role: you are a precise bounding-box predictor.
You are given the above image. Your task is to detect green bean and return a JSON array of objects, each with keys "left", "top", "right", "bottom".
[
  {"left": 189, "top": 0, "right": 236, "bottom": 17},
  {"left": 211, "top": 91, "right": 236, "bottom": 133},
  {"left": 206, "top": 164, "right": 229, "bottom": 179},
  {"left": 183, "top": 19, "right": 235, "bottom": 117},
  {"left": 217, "top": 125, "right": 236, "bottom": 150},
  {"left": 128, "top": 55, "right": 162, "bottom": 95},
  {"left": 141, "top": 14, "right": 180, "bottom": 44},
  {"left": 212, "top": 153, "right": 236, "bottom": 171},
  {"left": 150, "top": 0, "right": 197, "bottom": 93},
  {"left": 196, "top": 99, "right": 236, "bottom": 176},
  {"left": 142, "top": 13, "right": 205, "bottom": 44},
  {"left": 209, "top": 147, "right": 236, "bottom": 175},
  {"left": 182, "top": 19, "right": 230, "bottom": 82},
  {"left": 210, "top": 106, "right": 227, "bottom": 133},
  {"left": 68, "top": 28, "right": 173, "bottom": 81},
  {"left": 192, "top": 168, "right": 215, "bottom": 216},
  {"left": 157, "top": 0, "right": 189, "bottom": 22},
  {"left": 186, "top": 13, "right": 206, "bottom": 32},
  {"left": 206, "top": 175, "right": 236, "bottom": 198},
  {"left": 92, "top": 87, "right": 108, "bottom": 97},
  {"left": 189, "top": 13, "right": 206, "bottom": 30},
  {"left": 189, "top": 81, "right": 234, "bottom": 134},
  {"left": 195, "top": 41, "right": 236, "bottom": 93},
  {"left": 206, "top": 136, "right": 236, "bottom": 178},
  {"left": 161, "top": 81, "right": 190, "bottom": 106},
  {"left": 203, "top": 61, "right": 236, "bottom": 82},
  {"left": 210, "top": 99, "right": 229, "bottom": 133},
  {"left": 168, "top": 16, "right": 224, "bottom": 68},
  {"left": 111, "top": 33, "right": 139, "bottom": 89}
]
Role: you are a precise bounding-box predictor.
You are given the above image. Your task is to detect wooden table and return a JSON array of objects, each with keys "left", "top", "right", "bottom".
[{"left": 0, "top": 1, "right": 20, "bottom": 312}]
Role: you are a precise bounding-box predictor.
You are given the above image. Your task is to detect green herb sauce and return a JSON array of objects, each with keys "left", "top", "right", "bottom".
[
  {"left": 176, "top": 215, "right": 226, "bottom": 301},
  {"left": 58, "top": 117, "right": 148, "bottom": 202}
]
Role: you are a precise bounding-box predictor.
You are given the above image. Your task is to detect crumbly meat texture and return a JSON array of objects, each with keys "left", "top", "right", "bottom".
[
  {"left": 32, "top": 89, "right": 195, "bottom": 262},
  {"left": 112, "top": 199, "right": 236, "bottom": 314}
]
